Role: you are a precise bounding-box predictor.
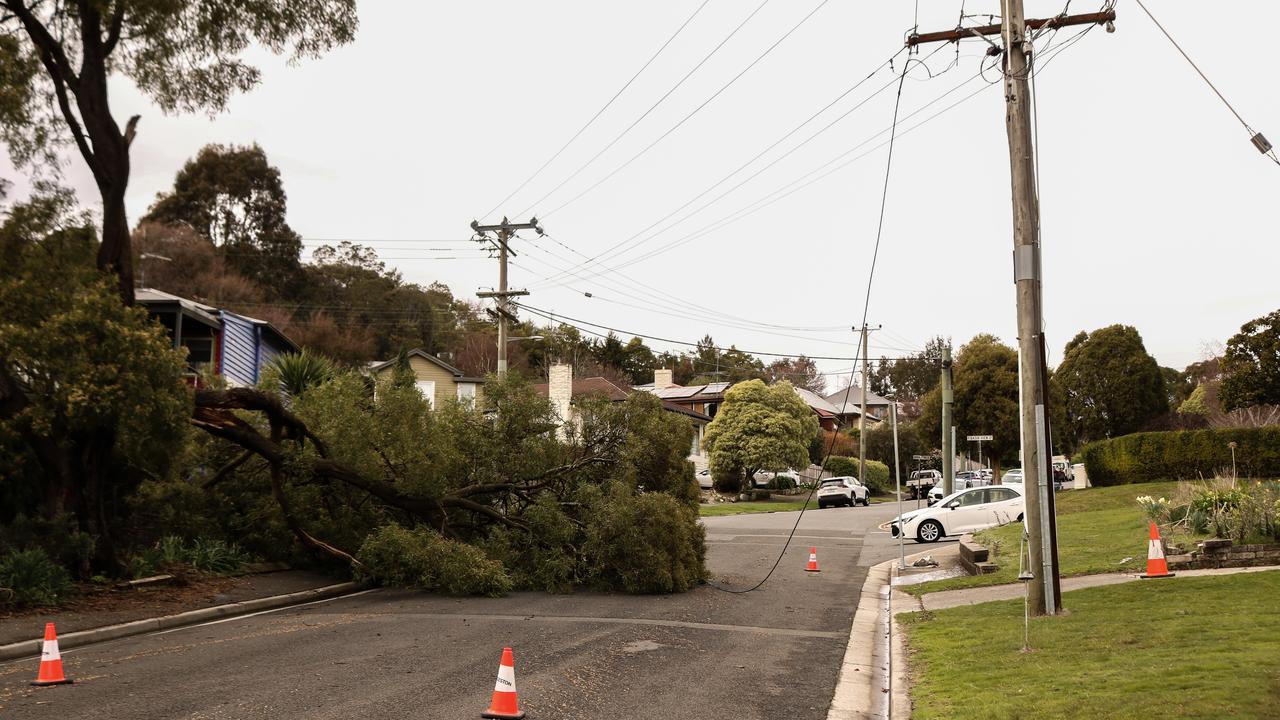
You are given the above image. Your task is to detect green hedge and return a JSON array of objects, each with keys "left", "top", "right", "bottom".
[
  {"left": 1078, "top": 427, "right": 1280, "bottom": 485},
  {"left": 823, "top": 456, "right": 890, "bottom": 493}
]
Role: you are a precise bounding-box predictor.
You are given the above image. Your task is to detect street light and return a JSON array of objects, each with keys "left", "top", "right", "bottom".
[{"left": 138, "top": 252, "right": 172, "bottom": 288}]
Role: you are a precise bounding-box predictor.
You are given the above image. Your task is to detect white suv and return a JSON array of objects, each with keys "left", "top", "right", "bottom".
[{"left": 817, "top": 477, "right": 870, "bottom": 508}]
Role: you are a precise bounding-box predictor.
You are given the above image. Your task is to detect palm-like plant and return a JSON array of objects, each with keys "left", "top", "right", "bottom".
[{"left": 263, "top": 350, "right": 335, "bottom": 398}]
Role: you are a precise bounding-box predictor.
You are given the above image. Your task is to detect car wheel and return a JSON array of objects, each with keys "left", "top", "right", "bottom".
[
  {"left": 917, "top": 520, "right": 943, "bottom": 543},
  {"left": 861, "top": 497, "right": 870, "bottom": 506},
  {"left": 1017, "top": 513, "right": 1024, "bottom": 522}
]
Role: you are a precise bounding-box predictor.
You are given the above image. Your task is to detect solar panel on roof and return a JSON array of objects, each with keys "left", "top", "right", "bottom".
[
  {"left": 660, "top": 386, "right": 701, "bottom": 399},
  {"left": 703, "top": 382, "right": 730, "bottom": 393}
]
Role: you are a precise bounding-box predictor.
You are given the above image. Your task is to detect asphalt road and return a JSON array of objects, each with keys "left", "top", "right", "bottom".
[{"left": 0, "top": 502, "right": 937, "bottom": 719}]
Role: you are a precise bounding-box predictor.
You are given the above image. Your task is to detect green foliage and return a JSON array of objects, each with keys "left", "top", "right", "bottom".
[
  {"left": 1056, "top": 325, "right": 1168, "bottom": 445},
  {"left": 869, "top": 336, "right": 949, "bottom": 400},
  {"left": 0, "top": 548, "right": 72, "bottom": 608},
  {"left": 356, "top": 524, "right": 512, "bottom": 597},
  {"left": 1079, "top": 427, "right": 1280, "bottom": 485},
  {"left": 127, "top": 536, "right": 250, "bottom": 578},
  {"left": 144, "top": 144, "right": 303, "bottom": 293},
  {"left": 705, "top": 380, "right": 819, "bottom": 493},
  {"left": 1178, "top": 384, "right": 1209, "bottom": 416},
  {"left": 862, "top": 460, "right": 891, "bottom": 493},
  {"left": 918, "top": 335, "right": 1022, "bottom": 467},
  {"left": 1219, "top": 309, "right": 1280, "bottom": 411},
  {"left": 824, "top": 456, "right": 858, "bottom": 477},
  {"left": 583, "top": 486, "right": 707, "bottom": 594},
  {"left": 262, "top": 349, "right": 336, "bottom": 398},
  {"left": 483, "top": 494, "right": 580, "bottom": 593}
]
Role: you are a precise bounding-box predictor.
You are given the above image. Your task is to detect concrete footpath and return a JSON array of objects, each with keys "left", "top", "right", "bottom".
[{"left": 912, "top": 564, "right": 1280, "bottom": 612}]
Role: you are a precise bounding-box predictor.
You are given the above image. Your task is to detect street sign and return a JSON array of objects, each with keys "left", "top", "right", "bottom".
[
  {"left": 967, "top": 435, "right": 994, "bottom": 441},
  {"left": 911, "top": 455, "right": 932, "bottom": 460}
]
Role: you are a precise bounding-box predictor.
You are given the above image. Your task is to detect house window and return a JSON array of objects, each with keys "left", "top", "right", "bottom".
[
  {"left": 416, "top": 380, "right": 436, "bottom": 409},
  {"left": 457, "top": 382, "right": 476, "bottom": 405}
]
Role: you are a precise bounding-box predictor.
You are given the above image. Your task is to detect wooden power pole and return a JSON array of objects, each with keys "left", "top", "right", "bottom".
[
  {"left": 940, "top": 344, "right": 954, "bottom": 497},
  {"left": 472, "top": 217, "right": 543, "bottom": 376},
  {"left": 907, "top": 3, "right": 1114, "bottom": 615}
]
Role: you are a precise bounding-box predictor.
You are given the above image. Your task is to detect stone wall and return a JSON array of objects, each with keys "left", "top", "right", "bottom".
[{"left": 1169, "top": 538, "right": 1280, "bottom": 570}]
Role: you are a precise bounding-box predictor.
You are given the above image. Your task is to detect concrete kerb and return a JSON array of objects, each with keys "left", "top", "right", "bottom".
[{"left": 0, "top": 581, "right": 361, "bottom": 662}]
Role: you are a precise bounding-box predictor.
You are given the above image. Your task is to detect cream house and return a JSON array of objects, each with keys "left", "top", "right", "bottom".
[{"left": 367, "top": 349, "right": 485, "bottom": 408}]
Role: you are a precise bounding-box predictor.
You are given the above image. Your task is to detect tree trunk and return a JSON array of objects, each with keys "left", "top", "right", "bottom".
[{"left": 98, "top": 181, "right": 134, "bottom": 303}]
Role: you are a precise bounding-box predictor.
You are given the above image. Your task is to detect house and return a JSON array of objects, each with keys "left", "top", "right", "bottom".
[
  {"left": 792, "top": 386, "right": 843, "bottom": 431},
  {"left": 824, "top": 385, "right": 892, "bottom": 427},
  {"left": 366, "top": 349, "right": 485, "bottom": 408},
  {"left": 634, "top": 369, "right": 731, "bottom": 419},
  {"left": 136, "top": 288, "right": 298, "bottom": 386},
  {"left": 537, "top": 365, "right": 711, "bottom": 463}
]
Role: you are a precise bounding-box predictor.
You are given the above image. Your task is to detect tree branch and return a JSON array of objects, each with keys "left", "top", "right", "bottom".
[
  {"left": 102, "top": 0, "right": 123, "bottom": 55},
  {"left": 3, "top": 0, "right": 79, "bottom": 86},
  {"left": 201, "top": 450, "right": 254, "bottom": 489}
]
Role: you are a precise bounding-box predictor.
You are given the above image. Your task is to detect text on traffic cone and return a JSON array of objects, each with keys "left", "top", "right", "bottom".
[
  {"left": 1141, "top": 522, "right": 1175, "bottom": 579},
  {"left": 481, "top": 646, "right": 525, "bottom": 719},
  {"left": 32, "top": 622, "right": 73, "bottom": 686},
  {"left": 805, "top": 546, "right": 820, "bottom": 573}
]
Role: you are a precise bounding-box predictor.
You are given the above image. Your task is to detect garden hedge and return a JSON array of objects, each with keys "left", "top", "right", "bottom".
[{"left": 1078, "top": 426, "right": 1280, "bottom": 485}]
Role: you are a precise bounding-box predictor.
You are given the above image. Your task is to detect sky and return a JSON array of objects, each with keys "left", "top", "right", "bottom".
[{"left": 5, "top": 0, "right": 1279, "bottom": 384}]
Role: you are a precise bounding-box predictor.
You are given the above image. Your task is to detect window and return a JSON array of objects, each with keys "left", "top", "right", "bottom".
[
  {"left": 988, "top": 488, "right": 1018, "bottom": 502},
  {"left": 456, "top": 382, "right": 476, "bottom": 405},
  {"left": 955, "top": 489, "right": 988, "bottom": 507},
  {"left": 415, "top": 380, "right": 436, "bottom": 409}
]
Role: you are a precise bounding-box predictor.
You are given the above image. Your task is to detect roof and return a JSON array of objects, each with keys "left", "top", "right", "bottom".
[
  {"left": 367, "top": 349, "right": 486, "bottom": 383},
  {"left": 136, "top": 288, "right": 299, "bottom": 351},
  {"left": 533, "top": 378, "right": 712, "bottom": 422},
  {"left": 135, "top": 287, "right": 222, "bottom": 329},
  {"left": 644, "top": 382, "right": 732, "bottom": 402},
  {"left": 793, "top": 386, "right": 842, "bottom": 419},
  {"left": 531, "top": 377, "right": 629, "bottom": 402},
  {"left": 825, "top": 385, "right": 892, "bottom": 413}
]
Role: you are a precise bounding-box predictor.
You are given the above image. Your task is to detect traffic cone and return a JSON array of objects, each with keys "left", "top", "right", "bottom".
[
  {"left": 1140, "top": 522, "right": 1175, "bottom": 579},
  {"left": 481, "top": 647, "right": 525, "bottom": 719},
  {"left": 31, "top": 622, "right": 73, "bottom": 686},
  {"left": 804, "top": 546, "right": 821, "bottom": 573}
]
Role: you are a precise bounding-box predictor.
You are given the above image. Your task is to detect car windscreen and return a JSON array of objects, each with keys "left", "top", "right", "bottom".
[{"left": 819, "top": 479, "right": 845, "bottom": 487}]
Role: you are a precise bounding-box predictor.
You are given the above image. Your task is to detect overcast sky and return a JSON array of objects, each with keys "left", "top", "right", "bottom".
[{"left": 6, "top": 1, "right": 1278, "bottom": 382}]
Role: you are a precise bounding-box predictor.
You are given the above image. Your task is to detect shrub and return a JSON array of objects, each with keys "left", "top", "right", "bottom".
[
  {"left": 0, "top": 548, "right": 73, "bottom": 608},
  {"left": 862, "top": 460, "right": 891, "bottom": 493},
  {"left": 584, "top": 487, "right": 707, "bottom": 594},
  {"left": 1079, "top": 427, "right": 1280, "bottom": 485},
  {"left": 356, "top": 523, "right": 512, "bottom": 597},
  {"left": 824, "top": 456, "right": 857, "bottom": 477},
  {"left": 712, "top": 467, "right": 743, "bottom": 494},
  {"left": 128, "top": 536, "right": 251, "bottom": 577}
]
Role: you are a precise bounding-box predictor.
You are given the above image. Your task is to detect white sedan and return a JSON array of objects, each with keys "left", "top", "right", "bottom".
[{"left": 889, "top": 485, "right": 1025, "bottom": 543}]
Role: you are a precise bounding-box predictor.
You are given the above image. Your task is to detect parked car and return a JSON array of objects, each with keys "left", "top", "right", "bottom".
[
  {"left": 1001, "top": 468, "right": 1024, "bottom": 484},
  {"left": 817, "top": 477, "right": 869, "bottom": 508},
  {"left": 889, "top": 485, "right": 1025, "bottom": 543},
  {"left": 752, "top": 469, "right": 800, "bottom": 489},
  {"left": 697, "top": 469, "right": 713, "bottom": 490},
  {"left": 906, "top": 469, "right": 941, "bottom": 499}
]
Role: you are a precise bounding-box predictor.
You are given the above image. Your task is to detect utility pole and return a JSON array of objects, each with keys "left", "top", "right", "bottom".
[
  {"left": 855, "top": 324, "right": 880, "bottom": 483},
  {"left": 471, "top": 217, "right": 543, "bottom": 376},
  {"left": 940, "top": 344, "right": 954, "bottom": 496},
  {"left": 906, "top": 3, "right": 1114, "bottom": 615}
]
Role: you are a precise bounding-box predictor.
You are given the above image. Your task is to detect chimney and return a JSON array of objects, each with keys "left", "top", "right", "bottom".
[
  {"left": 654, "top": 368, "right": 674, "bottom": 388},
  {"left": 549, "top": 364, "right": 573, "bottom": 437}
]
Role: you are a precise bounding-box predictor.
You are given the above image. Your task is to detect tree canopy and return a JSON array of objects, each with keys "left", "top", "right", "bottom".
[
  {"left": 0, "top": 0, "right": 357, "bottom": 301},
  {"left": 144, "top": 143, "right": 303, "bottom": 294},
  {"left": 704, "top": 379, "right": 817, "bottom": 493},
  {"left": 1219, "top": 309, "right": 1280, "bottom": 411},
  {"left": 918, "top": 334, "right": 1021, "bottom": 468},
  {"left": 1056, "top": 325, "right": 1167, "bottom": 444}
]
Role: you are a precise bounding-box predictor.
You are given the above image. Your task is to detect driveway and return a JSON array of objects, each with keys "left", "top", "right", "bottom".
[{"left": 1, "top": 503, "right": 908, "bottom": 719}]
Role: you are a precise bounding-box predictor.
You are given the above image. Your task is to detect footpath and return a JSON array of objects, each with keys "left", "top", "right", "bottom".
[
  {"left": 0, "top": 569, "right": 357, "bottom": 660},
  {"left": 832, "top": 543, "right": 1280, "bottom": 719}
]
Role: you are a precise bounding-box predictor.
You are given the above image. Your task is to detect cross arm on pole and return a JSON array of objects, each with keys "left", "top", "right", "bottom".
[{"left": 906, "top": 10, "right": 1116, "bottom": 47}]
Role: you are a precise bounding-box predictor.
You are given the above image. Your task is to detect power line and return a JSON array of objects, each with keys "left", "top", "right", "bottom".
[
  {"left": 1133, "top": 0, "right": 1279, "bottom": 166},
  {"left": 531, "top": 46, "right": 917, "bottom": 288},
  {"left": 512, "top": 0, "right": 773, "bottom": 218},
  {"left": 478, "top": 0, "right": 714, "bottom": 221},
  {"left": 534, "top": 0, "right": 834, "bottom": 219}
]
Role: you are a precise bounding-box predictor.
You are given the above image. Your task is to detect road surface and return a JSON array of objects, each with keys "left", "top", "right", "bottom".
[{"left": 0, "top": 502, "right": 944, "bottom": 719}]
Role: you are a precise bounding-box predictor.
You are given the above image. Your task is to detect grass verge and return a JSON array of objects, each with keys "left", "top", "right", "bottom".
[
  {"left": 899, "top": 570, "right": 1280, "bottom": 719},
  {"left": 900, "top": 481, "right": 1203, "bottom": 596}
]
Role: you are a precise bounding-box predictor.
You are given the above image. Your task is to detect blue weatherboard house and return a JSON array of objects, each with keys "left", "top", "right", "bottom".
[{"left": 136, "top": 288, "right": 299, "bottom": 386}]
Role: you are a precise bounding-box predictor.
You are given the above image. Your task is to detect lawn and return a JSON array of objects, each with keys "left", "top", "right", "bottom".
[
  {"left": 698, "top": 496, "right": 819, "bottom": 517},
  {"left": 899, "top": 570, "right": 1280, "bottom": 719},
  {"left": 900, "top": 481, "right": 1199, "bottom": 596}
]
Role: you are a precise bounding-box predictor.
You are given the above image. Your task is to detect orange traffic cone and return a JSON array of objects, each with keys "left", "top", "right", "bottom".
[
  {"left": 804, "top": 546, "right": 821, "bottom": 573},
  {"left": 31, "top": 622, "right": 72, "bottom": 686},
  {"left": 1140, "top": 522, "right": 1175, "bottom": 579},
  {"left": 481, "top": 647, "right": 525, "bottom": 719}
]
